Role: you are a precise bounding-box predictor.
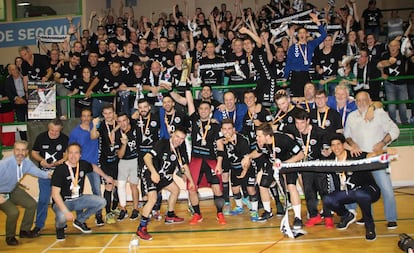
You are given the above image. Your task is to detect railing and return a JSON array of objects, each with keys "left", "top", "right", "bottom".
[{"left": 1, "top": 75, "right": 414, "bottom": 157}]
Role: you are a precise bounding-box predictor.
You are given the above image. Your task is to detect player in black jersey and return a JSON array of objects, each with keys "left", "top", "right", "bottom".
[
  {"left": 114, "top": 113, "right": 140, "bottom": 221},
  {"left": 91, "top": 105, "right": 120, "bottom": 224},
  {"left": 131, "top": 99, "right": 162, "bottom": 219},
  {"left": 283, "top": 109, "right": 334, "bottom": 229},
  {"left": 136, "top": 129, "right": 195, "bottom": 240},
  {"left": 310, "top": 90, "right": 343, "bottom": 134},
  {"left": 185, "top": 90, "right": 227, "bottom": 225},
  {"left": 217, "top": 119, "right": 258, "bottom": 220},
  {"left": 242, "top": 123, "right": 304, "bottom": 226},
  {"left": 273, "top": 92, "right": 306, "bottom": 132}
]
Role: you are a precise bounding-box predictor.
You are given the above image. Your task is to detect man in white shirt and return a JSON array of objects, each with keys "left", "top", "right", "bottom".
[{"left": 344, "top": 91, "right": 399, "bottom": 229}]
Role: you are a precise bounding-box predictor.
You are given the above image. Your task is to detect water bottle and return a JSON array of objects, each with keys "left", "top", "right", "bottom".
[{"left": 128, "top": 234, "right": 139, "bottom": 253}]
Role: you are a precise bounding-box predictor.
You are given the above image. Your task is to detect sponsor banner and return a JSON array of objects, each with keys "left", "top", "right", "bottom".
[
  {"left": 27, "top": 81, "right": 56, "bottom": 119},
  {"left": 0, "top": 16, "right": 80, "bottom": 48}
]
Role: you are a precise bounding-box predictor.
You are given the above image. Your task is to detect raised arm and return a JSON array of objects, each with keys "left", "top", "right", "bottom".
[{"left": 186, "top": 90, "right": 196, "bottom": 116}]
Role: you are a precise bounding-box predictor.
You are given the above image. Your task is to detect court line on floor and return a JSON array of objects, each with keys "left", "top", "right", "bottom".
[
  {"left": 40, "top": 239, "right": 60, "bottom": 253},
  {"left": 99, "top": 234, "right": 118, "bottom": 253},
  {"left": 41, "top": 233, "right": 410, "bottom": 251}
]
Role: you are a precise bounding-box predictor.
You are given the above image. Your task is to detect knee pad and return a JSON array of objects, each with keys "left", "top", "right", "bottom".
[
  {"left": 214, "top": 195, "right": 225, "bottom": 209},
  {"left": 233, "top": 192, "right": 242, "bottom": 200}
]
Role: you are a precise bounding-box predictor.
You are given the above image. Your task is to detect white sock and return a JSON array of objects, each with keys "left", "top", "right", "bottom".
[
  {"left": 293, "top": 204, "right": 301, "bottom": 219},
  {"left": 235, "top": 198, "right": 243, "bottom": 208},
  {"left": 117, "top": 180, "right": 127, "bottom": 208},
  {"left": 263, "top": 201, "right": 271, "bottom": 212},
  {"left": 251, "top": 201, "right": 258, "bottom": 212}
]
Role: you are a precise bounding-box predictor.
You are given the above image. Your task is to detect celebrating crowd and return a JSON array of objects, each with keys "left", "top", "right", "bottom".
[{"left": 0, "top": 0, "right": 411, "bottom": 246}]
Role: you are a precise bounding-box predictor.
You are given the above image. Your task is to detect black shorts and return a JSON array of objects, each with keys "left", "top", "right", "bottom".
[
  {"left": 222, "top": 159, "right": 231, "bottom": 173},
  {"left": 101, "top": 161, "right": 119, "bottom": 182},
  {"left": 230, "top": 168, "right": 247, "bottom": 187},
  {"left": 245, "top": 164, "right": 257, "bottom": 187},
  {"left": 258, "top": 161, "right": 274, "bottom": 188},
  {"left": 141, "top": 168, "right": 173, "bottom": 194},
  {"left": 194, "top": 159, "right": 220, "bottom": 186}
]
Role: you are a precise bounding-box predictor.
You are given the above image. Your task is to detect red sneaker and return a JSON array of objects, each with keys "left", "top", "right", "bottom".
[
  {"left": 217, "top": 212, "right": 226, "bottom": 225},
  {"left": 305, "top": 214, "right": 323, "bottom": 227},
  {"left": 136, "top": 226, "right": 153, "bottom": 241},
  {"left": 165, "top": 215, "right": 185, "bottom": 224},
  {"left": 189, "top": 213, "right": 203, "bottom": 225},
  {"left": 324, "top": 217, "right": 335, "bottom": 229}
]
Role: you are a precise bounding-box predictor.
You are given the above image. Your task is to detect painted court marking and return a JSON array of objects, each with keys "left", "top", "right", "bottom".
[{"left": 41, "top": 233, "right": 408, "bottom": 252}]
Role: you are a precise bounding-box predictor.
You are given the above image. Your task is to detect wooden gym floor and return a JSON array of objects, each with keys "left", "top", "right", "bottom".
[{"left": 1, "top": 187, "right": 413, "bottom": 253}]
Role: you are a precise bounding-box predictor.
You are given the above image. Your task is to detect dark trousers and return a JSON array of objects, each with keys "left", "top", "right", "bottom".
[
  {"left": 323, "top": 187, "right": 380, "bottom": 227},
  {"left": 302, "top": 172, "right": 331, "bottom": 218}
]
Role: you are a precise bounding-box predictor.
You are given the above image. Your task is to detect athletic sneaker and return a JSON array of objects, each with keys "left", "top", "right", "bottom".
[
  {"left": 106, "top": 213, "right": 116, "bottom": 224},
  {"left": 387, "top": 221, "right": 398, "bottom": 230},
  {"left": 365, "top": 225, "right": 376, "bottom": 241},
  {"left": 189, "top": 213, "right": 203, "bottom": 225},
  {"left": 56, "top": 227, "right": 65, "bottom": 241},
  {"left": 165, "top": 214, "right": 185, "bottom": 224},
  {"left": 217, "top": 212, "right": 227, "bottom": 225},
  {"left": 293, "top": 217, "right": 303, "bottom": 229},
  {"left": 305, "top": 214, "right": 323, "bottom": 227},
  {"left": 258, "top": 211, "right": 273, "bottom": 222},
  {"left": 151, "top": 210, "right": 162, "bottom": 221},
  {"left": 242, "top": 197, "right": 252, "bottom": 209},
  {"left": 73, "top": 220, "right": 92, "bottom": 234},
  {"left": 324, "top": 217, "right": 335, "bottom": 229},
  {"left": 337, "top": 212, "right": 356, "bottom": 230},
  {"left": 136, "top": 226, "right": 152, "bottom": 241},
  {"left": 250, "top": 211, "right": 259, "bottom": 222},
  {"left": 95, "top": 214, "right": 105, "bottom": 226},
  {"left": 355, "top": 218, "right": 365, "bottom": 225},
  {"left": 117, "top": 210, "right": 128, "bottom": 221},
  {"left": 130, "top": 209, "right": 140, "bottom": 220},
  {"left": 111, "top": 208, "right": 121, "bottom": 216},
  {"left": 223, "top": 202, "right": 231, "bottom": 216},
  {"left": 230, "top": 206, "right": 244, "bottom": 216}
]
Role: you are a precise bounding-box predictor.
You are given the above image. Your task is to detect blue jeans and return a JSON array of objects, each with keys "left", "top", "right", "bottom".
[
  {"left": 92, "top": 99, "right": 112, "bottom": 118},
  {"left": 35, "top": 177, "right": 51, "bottom": 229},
  {"left": 371, "top": 169, "right": 397, "bottom": 222},
  {"left": 87, "top": 171, "right": 102, "bottom": 216},
  {"left": 53, "top": 195, "right": 106, "bottom": 228},
  {"left": 384, "top": 81, "right": 409, "bottom": 124}
]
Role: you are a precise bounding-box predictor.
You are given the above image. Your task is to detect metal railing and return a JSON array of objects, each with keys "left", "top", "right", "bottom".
[{"left": 1, "top": 75, "right": 414, "bottom": 157}]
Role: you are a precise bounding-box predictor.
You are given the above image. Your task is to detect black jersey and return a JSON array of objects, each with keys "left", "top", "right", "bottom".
[
  {"left": 313, "top": 46, "right": 341, "bottom": 78},
  {"left": 148, "top": 139, "right": 189, "bottom": 181},
  {"left": 96, "top": 69, "right": 126, "bottom": 102},
  {"left": 274, "top": 106, "right": 305, "bottom": 132},
  {"left": 380, "top": 52, "right": 407, "bottom": 85},
  {"left": 135, "top": 113, "right": 160, "bottom": 153},
  {"left": 120, "top": 54, "right": 140, "bottom": 75},
  {"left": 241, "top": 106, "right": 272, "bottom": 150},
  {"left": 198, "top": 56, "right": 225, "bottom": 85},
  {"left": 283, "top": 124, "right": 330, "bottom": 161},
  {"left": 115, "top": 123, "right": 139, "bottom": 160},
  {"left": 257, "top": 132, "right": 302, "bottom": 163},
  {"left": 21, "top": 54, "right": 51, "bottom": 81},
  {"left": 224, "top": 133, "right": 250, "bottom": 169},
  {"left": 51, "top": 160, "right": 93, "bottom": 200},
  {"left": 309, "top": 108, "right": 342, "bottom": 134},
  {"left": 32, "top": 131, "right": 68, "bottom": 170},
  {"left": 190, "top": 113, "right": 221, "bottom": 160},
  {"left": 226, "top": 52, "right": 252, "bottom": 84},
  {"left": 97, "top": 121, "right": 120, "bottom": 164},
  {"left": 56, "top": 62, "right": 82, "bottom": 90},
  {"left": 150, "top": 48, "right": 174, "bottom": 68}
]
